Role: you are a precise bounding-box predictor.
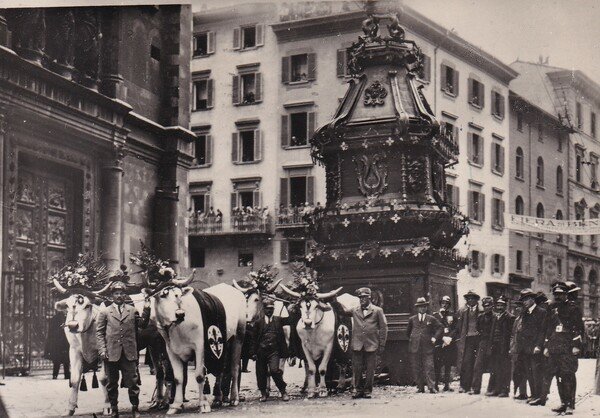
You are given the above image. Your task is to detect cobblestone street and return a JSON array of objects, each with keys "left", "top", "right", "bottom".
[{"left": 2, "top": 358, "right": 600, "bottom": 417}]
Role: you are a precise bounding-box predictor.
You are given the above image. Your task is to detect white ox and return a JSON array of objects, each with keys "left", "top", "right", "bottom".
[
  {"left": 147, "top": 273, "right": 246, "bottom": 414},
  {"left": 280, "top": 284, "right": 344, "bottom": 398},
  {"left": 53, "top": 279, "right": 112, "bottom": 416}
]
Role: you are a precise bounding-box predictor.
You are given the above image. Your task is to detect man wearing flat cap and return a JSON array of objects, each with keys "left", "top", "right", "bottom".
[
  {"left": 486, "top": 296, "right": 514, "bottom": 397},
  {"left": 456, "top": 290, "right": 482, "bottom": 393},
  {"left": 514, "top": 288, "right": 547, "bottom": 406},
  {"left": 345, "top": 287, "right": 388, "bottom": 399},
  {"left": 543, "top": 281, "right": 584, "bottom": 414},
  {"left": 407, "top": 297, "right": 443, "bottom": 393},
  {"left": 471, "top": 296, "right": 495, "bottom": 395},
  {"left": 97, "top": 276, "right": 151, "bottom": 418},
  {"left": 433, "top": 295, "right": 457, "bottom": 391}
]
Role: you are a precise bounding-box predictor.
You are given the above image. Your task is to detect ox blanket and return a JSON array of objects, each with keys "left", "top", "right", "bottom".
[{"left": 192, "top": 290, "right": 228, "bottom": 375}]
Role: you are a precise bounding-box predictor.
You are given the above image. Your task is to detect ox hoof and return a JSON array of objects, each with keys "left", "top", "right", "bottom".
[
  {"left": 166, "top": 407, "right": 182, "bottom": 415},
  {"left": 231, "top": 399, "right": 240, "bottom": 406},
  {"left": 307, "top": 392, "right": 316, "bottom": 399},
  {"left": 199, "top": 400, "right": 212, "bottom": 413},
  {"left": 211, "top": 399, "right": 222, "bottom": 408},
  {"left": 318, "top": 389, "right": 328, "bottom": 398},
  {"left": 102, "top": 407, "right": 111, "bottom": 416}
]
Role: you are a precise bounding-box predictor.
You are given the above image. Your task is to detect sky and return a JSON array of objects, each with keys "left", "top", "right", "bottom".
[{"left": 6, "top": 0, "right": 600, "bottom": 85}]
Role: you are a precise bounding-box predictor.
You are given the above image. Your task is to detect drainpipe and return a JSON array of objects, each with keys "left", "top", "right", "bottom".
[{"left": 528, "top": 114, "right": 532, "bottom": 283}]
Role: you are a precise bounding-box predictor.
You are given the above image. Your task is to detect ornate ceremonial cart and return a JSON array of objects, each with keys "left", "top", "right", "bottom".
[{"left": 306, "top": 13, "right": 469, "bottom": 384}]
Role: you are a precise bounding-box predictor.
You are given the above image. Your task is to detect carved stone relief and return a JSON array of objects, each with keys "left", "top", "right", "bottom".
[{"left": 353, "top": 152, "right": 389, "bottom": 197}]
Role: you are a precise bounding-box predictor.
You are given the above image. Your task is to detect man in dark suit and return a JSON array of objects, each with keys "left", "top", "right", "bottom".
[
  {"left": 407, "top": 297, "right": 443, "bottom": 393},
  {"left": 433, "top": 295, "right": 457, "bottom": 392},
  {"left": 253, "top": 297, "right": 292, "bottom": 402},
  {"left": 97, "top": 280, "right": 150, "bottom": 418},
  {"left": 471, "top": 296, "right": 494, "bottom": 394},
  {"left": 486, "top": 296, "right": 514, "bottom": 397},
  {"left": 514, "top": 288, "right": 547, "bottom": 406},
  {"left": 456, "top": 290, "right": 481, "bottom": 393},
  {"left": 510, "top": 300, "right": 528, "bottom": 400},
  {"left": 344, "top": 287, "right": 388, "bottom": 399}
]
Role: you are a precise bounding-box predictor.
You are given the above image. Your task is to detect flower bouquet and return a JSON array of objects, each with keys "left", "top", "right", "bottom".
[
  {"left": 48, "top": 253, "right": 111, "bottom": 292},
  {"left": 129, "top": 241, "right": 176, "bottom": 285}
]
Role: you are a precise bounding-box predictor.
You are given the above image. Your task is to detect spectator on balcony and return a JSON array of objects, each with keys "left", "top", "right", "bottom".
[
  {"left": 208, "top": 206, "right": 215, "bottom": 218},
  {"left": 216, "top": 209, "right": 223, "bottom": 224}
]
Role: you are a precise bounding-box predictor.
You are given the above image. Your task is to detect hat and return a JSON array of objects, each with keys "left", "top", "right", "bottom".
[
  {"left": 552, "top": 282, "right": 567, "bottom": 294},
  {"left": 519, "top": 288, "right": 536, "bottom": 301},
  {"left": 495, "top": 296, "right": 507, "bottom": 305},
  {"left": 463, "top": 290, "right": 480, "bottom": 300},
  {"left": 110, "top": 281, "right": 128, "bottom": 292},
  {"left": 356, "top": 287, "right": 372, "bottom": 297},
  {"left": 535, "top": 291, "right": 548, "bottom": 304},
  {"left": 481, "top": 296, "right": 494, "bottom": 307},
  {"left": 263, "top": 298, "right": 275, "bottom": 308},
  {"left": 440, "top": 295, "right": 451, "bottom": 303},
  {"left": 415, "top": 297, "right": 429, "bottom": 307},
  {"left": 513, "top": 300, "right": 523, "bottom": 306},
  {"left": 564, "top": 281, "right": 581, "bottom": 293}
]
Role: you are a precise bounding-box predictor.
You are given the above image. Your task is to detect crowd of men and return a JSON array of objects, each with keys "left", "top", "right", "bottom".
[{"left": 406, "top": 281, "right": 586, "bottom": 415}]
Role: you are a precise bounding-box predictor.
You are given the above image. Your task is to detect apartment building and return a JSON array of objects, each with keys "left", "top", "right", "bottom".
[
  {"left": 188, "top": 1, "right": 517, "bottom": 300},
  {"left": 507, "top": 91, "right": 570, "bottom": 298},
  {"left": 511, "top": 61, "right": 600, "bottom": 316}
]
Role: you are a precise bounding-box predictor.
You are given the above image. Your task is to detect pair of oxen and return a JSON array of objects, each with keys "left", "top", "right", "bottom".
[{"left": 51, "top": 272, "right": 347, "bottom": 416}]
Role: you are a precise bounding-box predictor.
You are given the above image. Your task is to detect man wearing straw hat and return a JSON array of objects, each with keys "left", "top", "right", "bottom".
[{"left": 407, "top": 297, "right": 443, "bottom": 393}]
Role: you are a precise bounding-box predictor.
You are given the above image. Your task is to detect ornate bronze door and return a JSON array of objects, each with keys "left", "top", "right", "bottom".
[{"left": 2, "top": 161, "right": 81, "bottom": 374}]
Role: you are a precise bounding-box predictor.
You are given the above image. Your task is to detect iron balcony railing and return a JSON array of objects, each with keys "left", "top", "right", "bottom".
[
  {"left": 275, "top": 209, "right": 310, "bottom": 227},
  {"left": 188, "top": 214, "right": 273, "bottom": 236}
]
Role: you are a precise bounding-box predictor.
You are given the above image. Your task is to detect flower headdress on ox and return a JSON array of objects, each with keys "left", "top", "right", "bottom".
[
  {"left": 48, "top": 253, "right": 112, "bottom": 299},
  {"left": 279, "top": 263, "right": 343, "bottom": 302},
  {"left": 232, "top": 264, "right": 282, "bottom": 297},
  {"left": 130, "top": 241, "right": 194, "bottom": 294}
]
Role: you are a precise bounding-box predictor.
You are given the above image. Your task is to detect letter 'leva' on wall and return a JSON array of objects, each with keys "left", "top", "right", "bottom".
[{"left": 506, "top": 214, "right": 600, "bottom": 235}]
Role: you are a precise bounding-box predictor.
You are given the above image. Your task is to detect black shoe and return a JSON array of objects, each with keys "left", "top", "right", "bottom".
[
  {"left": 514, "top": 394, "right": 528, "bottom": 400},
  {"left": 485, "top": 391, "right": 497, "bottom": 397},
  {"left": 417, "top": 387, "right": 425, "bottom": 393},
  {"left": 498, "top": 393, "right": 509, "bottom": 398},
  {"left": 564, "top": 406, "right": 574, "bottom": 415},
  {"left": 530, "top": 398, "right": 546, "bottom": 406},
  {"left": 551, "top": 404, "right": 567, "bottom": 413},
  {"left": 110, "top": 409, "right": 119, "bottom": 418},
  {"left": 352, "top": 392, "right": 364, "bottom": 399},
  {"left": 443, "top": 385, "right": 453, "bottom": 392},
  {"left": 52, "top": 376, "right": 58, "bottom": 380},
  {"left": 429, "top": 388, "right": 438, "bottom": 394},
  {"left": 363, "top": 393, "right": 372, "bottom": 399}
]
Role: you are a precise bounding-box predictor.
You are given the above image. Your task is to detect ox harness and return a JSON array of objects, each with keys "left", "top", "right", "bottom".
[{"left": 192, "top": 290, "right": 228, "bottom": 375}]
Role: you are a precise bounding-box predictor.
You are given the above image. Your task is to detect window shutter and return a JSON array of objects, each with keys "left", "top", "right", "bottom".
[
  {"left": 253, "top": 190, "right": 262, "bottom": 207},
  {"left": 232, "top": 75, "right": 240, "bottom": 105},
  {"left": 468, "top": 191, "right": 474, "bottom": 218},
  {"left": 193, "top": 35, "right": 197, "bottom": 54},
  {"left": 231, "top": 192, "right": 237, "bottom": 211},
  {"left": 500, "top": 199, "right": 505, "bottom": 227},
  {"left": 254, "top": 129, "right": 262, "bottom": 161},
  {"left": 282, "top": 56, "right": 291, "bottom": 84},
  {"left": 454, "top": 186, "right": 460, "bottom": 208},
  {"left": 256, "top": 24, "right": 264, "bottom": 46},
  {"left": 453, "top": 125, "right": 459, "bottom": 145},
  {"left": 307, "top": 53, "right": 317, "bottom": 81},
  {"left": 308, "top": 111, "right": 316, "bottom": 139},
  {"left": 479, "top": 136, "right": 484, "bottom": 166},
  {"left": 192, "top": 82, "right": 197, "bottom": 111},
  {"left": 453, "top": 70, "right": 459, "bottom": 96},
  {"left": 281, "top": 114, "right": 289, "bottom": 147},
  {"left": 491, "top": 143, "right": 496, "bottom": 171},
  {"left": 480, "top": 252, "right": 486, "bottom": 272},
  {"left": 231, "top": 132, "right": 239, "bottom": 163},
  {"left": 440, "top": 64, "right": 447, "bottom": 92},
  {"left": 499, "top": 145, "right": 505, "bottom": 174},
  {"left": 307, "top": 176, "right": 315, "bottom": 205},
  {"left": 500, "top": 255, "right": 505, "bottom": 275},
  {"left": 500, "top": 95, "right": 505, "bottom": 118},
  {"left": 233, "top": 27, "right": 241, "bottom": 50},
  {"left": 280, "top": 240, "right": 289, "bottom": 263},
  {"left": 480, "top": 83, "right": 485, "bottom": 108},
  {"left": 479, "top": 193, "right": 486, "bottom": 222},
  {"left": 207, "top": 31, "right": 215, "bottom": 54},
  {"left": 206, "top": 79, "right": 214, "bottom": 108},
  {"left": 254, "top": 72, "right": 262, "bottom": 102},
  {"left": 467, "top": 133, "right": 473, "bottom": 162},
  {"left": 336, "top": 49, "right": 347, "bottom": 77},
  {"left": 204, "top": 194, "right": 211, "bottom": 212},
  {"left": 205, "top": 135, "right": 213, "bottom": 164},
  {"left": 280, "top": 178, "right": 289, "bottom": 207},
  {"left": 468, "top": 78, "right": 473, "bottom": 102}
]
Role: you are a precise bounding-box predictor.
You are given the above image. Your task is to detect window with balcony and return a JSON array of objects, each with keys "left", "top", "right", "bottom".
[
  {"left": 492, "top": 142, "right": 504, "bottom": 175},
  {"left": 468, "top": 78, "right": 484, "bottom": 108},
  {"left": 193, "top": 31, "right": 215, "bottom": 57},
  {"left": 441, "top": 64, "right": 459, "bottom": 96},
  {"left": 516, "top": 147, "right": 524, "bottom": 179},
  {"left": 556, "top": 166, "right": 563, "bottom": 194},
  {"left": 281, "top": 111, "right": 316, "bottom": 147},
  {"left": 232, "top": 68, "right": 262, "bottom": 105},
  {"left": 193, "top": 134, "right": 212, "bottom": 166},
  {"left": 492, "top": 197, "right": 505, "bottom": 230},
  {"left": 282, "top": 53, "right": 316, "bottom": 84},
  {"left": 469, "top": 250, "right": 485, "bottom": 276},
  {"left": 515, "top": 196, "right": 524, "bottom": 215},
  {"left": 468, "top": 133, "right": 483, "bottom": 166},
  {"left": 232, "top": 128, "right": 262, "bottom": 163},
  {"left": 491, "top": 90, "right": 505, "bottom": 119},
  {"left": 469, "top": 190, "right": 485, "bottom": 224},
  {"left": 536, "top": 157, "right": 544, "bottom": 187},
  {"left": 443, "top": 121, "right": 459, "bottom": 145},
  {"left": 192, "top": 78, "right": 214, "bottom": 111},
  {"left": 445, "top": 184, "right": 459, "bottom": 208},
  {"left": 233, "top": 24, "right": 264, "bottom": 51}
]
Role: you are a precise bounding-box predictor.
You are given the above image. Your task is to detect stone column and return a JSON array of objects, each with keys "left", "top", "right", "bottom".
[{"left": 99, "top": 144, "right": 124, "bottom": 271}]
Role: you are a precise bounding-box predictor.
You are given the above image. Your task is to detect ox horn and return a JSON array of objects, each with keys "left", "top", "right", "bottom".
[
  {"left": 232, "top": 279, "right": 253, "bottom": 293},
  {"left": 53, "top": 279, "right": 68, "bottom": 294},
  {"left": 280, "top": 284, "right": 301, "bottom": 299},
  {"left": 316, "top": 287, "right": 343, "bottom": 300},
  {"left": 92, "top": 281, "right": 113, "bottom": 296},
  {"left": 172, "top": 269, "right": 195, "bottom": 287},
  {"left": 267, "top": 278, "right": 283, "bottom": 294}
]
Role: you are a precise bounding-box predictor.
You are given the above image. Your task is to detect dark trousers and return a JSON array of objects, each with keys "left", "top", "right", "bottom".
[
  {"left": 352, "top": 350, "right": 376, "bottom": 395},
  {"left": 471, "top": 339, "right": 490, "bottom": 393},
  {"left": 512, "top": 354, "right": 528, "bottom": 396},
  {"left": 52, "top": 361, "right": 70, "bottom": 379},
  {"left": 488, "top": 349, "right": 511, "bottom": 395},
  {"left": 515, "top": 353, "right": 544, "bottom": 400},
  {"left": 105, "top": 356, "right": 140, "bottom": 409},
  {"left": 410, "top": 351, "right": 435, "bottom": 390},
  {"left": 460, "top": 336, "right": 479, "bottom": 391},
  {"left": 434, "top": 346, "right": 454, "bottom": 387},
  {"left": 547, "top": 354, "right": 578, "bottom": 408},
  {"left": 256, "top": 350, "right": 286, "bottom": 394}
]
